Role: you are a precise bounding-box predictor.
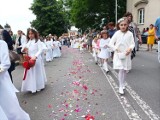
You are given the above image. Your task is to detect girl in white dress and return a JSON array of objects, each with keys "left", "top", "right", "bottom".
[
  {"left": 70, "top": 37, "right": 75, "bottom": 48},
  {"left": 92, "top": 37, "right": 99, "bottom": 64},
  {"left": 73, "top": 36, "right": 80, "bottom": 49},
  {"left": 98, "top": 30, "right": 111, "bottom": 73},
  {"left": 21, "top": 29, "right": 47, "bottom": 93},
  {"left": 109, "top": 17, "right": 135, "bottom": 95},
  {"left": 52, "top": 38, "right": 61, "bottom": 58},
  {"left": 0, "top": 40, "right": 30, "bottom": 120},
  {"left": 45, "top": 37, "right": 53, "bottom": 62}
]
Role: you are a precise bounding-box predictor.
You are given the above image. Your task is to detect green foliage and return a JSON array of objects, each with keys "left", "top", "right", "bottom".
[
  {"left": 30, "top": 0, "right": 70, "bottom": 36},
  {"left": 67, "top": 0, "right": 126, "bottom": 31}
]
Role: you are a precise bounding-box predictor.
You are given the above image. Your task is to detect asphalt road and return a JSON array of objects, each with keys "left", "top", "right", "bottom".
[
  {"left": 13, "top": 46, "right": 128, "bottom": 120},
  {"left": 12, "top": 46, "right": 160, "bottom": 120}
]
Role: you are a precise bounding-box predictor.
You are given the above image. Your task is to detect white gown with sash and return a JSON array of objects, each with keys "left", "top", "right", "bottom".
[
  {"left": 0, "top": 40, "right": 30, "bottom": 120},
  {"left": 21, "top": 39, "right": 47, "bottom": 93}
]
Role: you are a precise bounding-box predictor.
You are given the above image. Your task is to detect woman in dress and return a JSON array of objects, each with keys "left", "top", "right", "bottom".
[
  {"left": 147, "top": 24, "right": 155, "bottom": 51},
  {"left": 21, "top": 29, "right": 47, "bottom": 93},
  {"left": 109, "top": 17, "right": 135, "bottom": 95},
  {"left": 98, "top": 30, "right": 111, "bottom": 73},
  {"left": 0, "top": 40, "right": 30, "bottom": 120}
]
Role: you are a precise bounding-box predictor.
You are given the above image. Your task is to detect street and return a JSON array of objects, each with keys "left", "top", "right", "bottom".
[{"left": 12, "top": 46, "right": 160, "bottom": 120}]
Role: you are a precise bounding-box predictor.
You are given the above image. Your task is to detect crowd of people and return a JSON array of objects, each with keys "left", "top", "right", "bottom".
[
  {"left": 0, "top": 26, "right": 63, "bottom": 119},
  {"left": 64, "top": 13, "right": 160, "bottom": 95},
  {"left": 0, "top": 12, "right": 160, "bottom": 120}
]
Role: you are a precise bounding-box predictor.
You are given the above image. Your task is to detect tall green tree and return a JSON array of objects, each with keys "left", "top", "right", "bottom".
[
  {"left": 67, "top": 0, "right": 126, "bottom": 31},
  {"left": 30, "top": 0, "right": 70, "bottom": 36}
]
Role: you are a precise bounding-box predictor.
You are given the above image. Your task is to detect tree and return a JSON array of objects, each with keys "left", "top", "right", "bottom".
[
  {"left": 30, "top": 0, "right": 70, "bottom": 36},
  {"left": 67, "top": 0, "right": 126, "bottom": 31}
]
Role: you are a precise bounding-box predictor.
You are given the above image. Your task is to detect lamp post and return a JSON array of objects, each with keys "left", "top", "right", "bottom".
[{"left": 115, "top": 0, "right": 118, "bottom": 24}]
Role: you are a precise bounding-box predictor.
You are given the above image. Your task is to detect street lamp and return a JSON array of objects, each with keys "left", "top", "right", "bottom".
[{"left": 115, "top": 0, "right": 118, "bottom": 24}]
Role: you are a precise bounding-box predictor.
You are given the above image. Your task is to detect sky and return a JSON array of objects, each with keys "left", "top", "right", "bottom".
[{"left": 0, "top": 0, "right": 36, "bottom": 34}]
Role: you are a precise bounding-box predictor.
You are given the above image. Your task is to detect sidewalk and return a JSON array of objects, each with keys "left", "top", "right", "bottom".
[{"left": 140, "top": 44, "right": 158, "bottom": 50}]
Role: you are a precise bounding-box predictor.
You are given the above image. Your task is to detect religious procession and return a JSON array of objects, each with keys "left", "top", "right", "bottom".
[{"left": 0, "top": 0, "right": 160, "bottom": 120}]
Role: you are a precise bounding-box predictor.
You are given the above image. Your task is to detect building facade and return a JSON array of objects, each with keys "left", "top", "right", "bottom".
[{"left": 127, "top": 0, "right": 160, "bottom": 32}]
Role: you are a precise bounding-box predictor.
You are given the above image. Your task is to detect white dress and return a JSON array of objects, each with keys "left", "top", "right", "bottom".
[
  {"left": 45, "top": 41, "right": 53, "bottom": 61},
  {"left": 109, "top": 30, "right": 135, "bottom": 70},
  {"left": 52, "top": 41, "right": 61, "bottom": 58},
  {"left": 92, "top": 41, "right": 98, "bottom": 57},
  {"left": 21, "top": 39, "right": 47, "bottom": 93},
  {"left": 0, "top": 106, "right": 8, "bottom": 120},
  {"left": 98, "top": 38, "right": 111, "bottom": 59},
  {"left": 73, "top": 39, "right": 80, "bottom": 48},
  {"left": 71, "top": 39, "right": 75, "bottom": 48},
  {"left": 40, "top": 41, "right": 48, "bottom": 64},
  {"left": 0, "top": 40, "right": 30, "bottom": 120}
]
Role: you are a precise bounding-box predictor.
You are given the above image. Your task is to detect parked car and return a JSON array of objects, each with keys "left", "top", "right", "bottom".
[{"left": 141, "top": 32, "right": 148, "bottom": 44}]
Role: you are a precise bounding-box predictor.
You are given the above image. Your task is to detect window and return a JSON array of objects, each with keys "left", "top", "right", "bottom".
[{"left": 138, "top": 8, "right": 145, "bottom": 24}]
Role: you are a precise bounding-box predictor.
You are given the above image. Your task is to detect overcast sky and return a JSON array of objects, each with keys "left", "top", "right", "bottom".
[{"left": 0, "top": 0, "right": 36, "bottom": 34}]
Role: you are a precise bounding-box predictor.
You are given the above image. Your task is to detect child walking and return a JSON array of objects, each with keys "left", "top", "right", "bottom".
[
  {"left": 109, "top": 17, "right": 135, "bottom": 95},
  {"left": 98, "top": 30, "right": 111, "bottom": 73},
  {"left": 21, "top": 29, "right": 47, "bottom": 93},
  {"left": 92, "top": 37, "right": 99, "bottom": 64},
  {"left": 45, "top": 37, "right": 53, "bottom": 62}
]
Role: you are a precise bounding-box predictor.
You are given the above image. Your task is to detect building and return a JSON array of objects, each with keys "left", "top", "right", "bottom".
[{"left": 127, "top": 0, "right": 160, "bottom": 31}]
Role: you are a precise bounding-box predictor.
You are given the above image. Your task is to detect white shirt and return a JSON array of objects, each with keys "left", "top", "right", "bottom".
[{"left": 15, "top": 35, "right": 27, "bottom": 48}]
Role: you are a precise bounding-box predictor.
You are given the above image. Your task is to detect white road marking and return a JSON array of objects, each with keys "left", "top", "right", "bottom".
[
  {"left": 100, "top": 67, "right": 142, "bottom": 120},
  {"left": 108, "top": 65, "right": 160, "bottom": 120}
]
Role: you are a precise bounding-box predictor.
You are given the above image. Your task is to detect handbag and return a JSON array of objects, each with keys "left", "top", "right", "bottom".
[
  {"left": 117, "top": 52, "right": 126, "bottom": 60},
  {"left": 9, "top": 50, "right": 20, "bottom": 62}
]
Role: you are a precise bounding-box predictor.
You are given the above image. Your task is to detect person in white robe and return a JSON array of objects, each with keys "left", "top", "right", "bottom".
[
  {"left": 0, "top": 106, "right": 8, "bottom": 120},
  {"left": 52, "top": 38, "right": 61, "bottom": 58},
  {"left": 98, "top": 30, "right": 111, "bottom": 72},
  {"left": 0, "top": 40, "right": 30, "bottom": 120},
  {"left": 92, "top": 37, "right": 99, "bottom": 64},
  {"left": 21, "top": 29, "right": 47, "bottom": 93},
  {"left": 73, "top": 36, "right": 80, "bottom": 49},
  {"left": 109, "top": 17, "right": 135, "bottom": 95},
  {"left": 70, "top": 37, "right": 75, "bottom": 48},
  {"left": 45, "top": 38, "right": 53, "bottom": 62}
]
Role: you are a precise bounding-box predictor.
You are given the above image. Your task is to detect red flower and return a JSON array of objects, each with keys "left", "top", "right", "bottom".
[
  {"left": 83, "top": 85, "right": 88, "bottom": 91},
  {"left": 85, "top": 114, "right": 95, "bottom": 120}
]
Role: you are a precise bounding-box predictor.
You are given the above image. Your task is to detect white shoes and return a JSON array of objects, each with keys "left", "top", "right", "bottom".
[
  {"left": 119, "top": 87, "right": 124, "bottom": 95},
  {"left": 98, "top": 63, "right": 102, "bottom": 67},
  {"left": 103, "top": 62, "right": 109, "bottom": 73}
]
